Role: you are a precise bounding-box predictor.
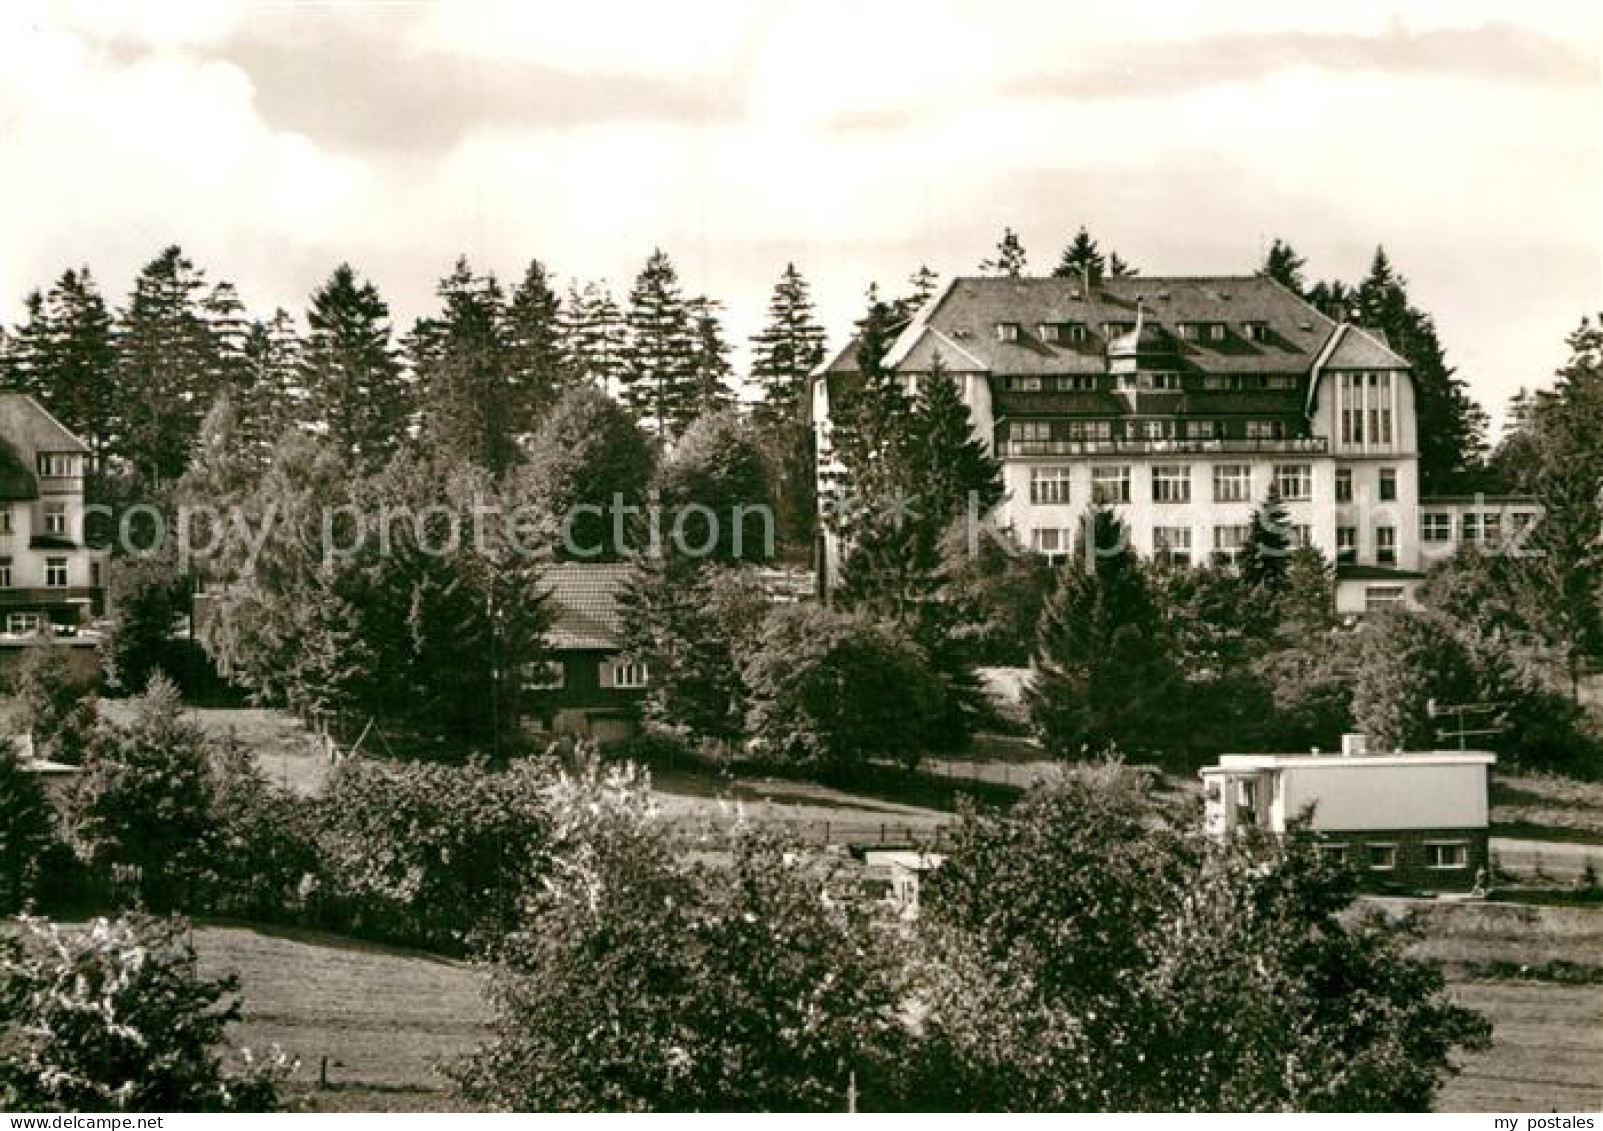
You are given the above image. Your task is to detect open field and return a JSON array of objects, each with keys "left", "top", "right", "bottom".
[{"left": 189, "top": 910, "right": 1603, "bottom": 1113}]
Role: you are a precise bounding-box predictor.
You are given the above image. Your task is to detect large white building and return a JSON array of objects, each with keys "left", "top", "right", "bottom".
[{"left": 813, "top": 274, "right": 1451, "bottom": 615}]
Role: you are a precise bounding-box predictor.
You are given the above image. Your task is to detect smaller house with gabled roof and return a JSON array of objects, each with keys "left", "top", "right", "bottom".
[
  {"left": 0, "top": 394, "right": 106, "bottom": 638},
  {"left": 529, "top": 562, "right": 648, "bottom": 742}
]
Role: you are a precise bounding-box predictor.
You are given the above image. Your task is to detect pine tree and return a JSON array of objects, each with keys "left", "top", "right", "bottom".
[
  {"left": 505, "top": 259, "right": 570, "bottom": 431},
  {"left": 1258, "top": 239, "right": 1308, "bottom": 296},
  {"left": 907, "top": 265, "right": 941, "bottom": 310},
  {"left": 622, "top": 249, "right": 698, "bottom": 440},
  {"left": 749, "top": 263, "right": 827, "bottom": 420},
  {"left": 112, "top": 247, "right": 223, "bottom": 488},
  {"left": 561, "top": 281, "right": 628, "bottom": 395},
  {"left": 235, "top": 309, "right": 304, "bottom": 471},
  {"left": 4, "top": 269, "right": 116, "bottom": 482},
  {"left": 1521, "top": 315, "right": 1603, "bottom": 699},
  {"left": 978, "top": 227, "right": 1028, "bottom": 277},
  {"left": 1240, "top": 483, "right": 1293, "bottom": 591},
  {"left": 749, "top": 264, "right": 828, "bottom": 556},
  {"left": 684, "top": 295, "right": 736, "bottom": 421},
  {"left": 411, "top": 258, "right": 518, "bottom": 474},
  {"left": 1356, "top": 248, "right": 1489, "bottom": 491},
  {"left": 1026, "top": 508, "right": 1179, "bottom": 757},
  {"left": 1053, "top": 227, "right": 1106, "bottom": 283},
  {"left": 202, "top": 280, "right": 252, "bottom": 399},
  {"left": 1107, "top": 252, "right": 1138, "bottom": 278},
  {"left": 301, "top": 263, "right": 410, "bottom": 472}
]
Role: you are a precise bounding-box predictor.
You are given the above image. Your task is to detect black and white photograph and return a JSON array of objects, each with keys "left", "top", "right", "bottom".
[{"left": 0, "top": 0, "right": 1599, "bottom": 1118}]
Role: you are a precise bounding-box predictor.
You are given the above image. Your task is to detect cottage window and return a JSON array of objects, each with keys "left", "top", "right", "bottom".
[
  {"left": 43, "top": 501, "right": 67, "bottom": 537},
  {"left": 1366, "top": 844, "right": 1398, "bottom": 871},
  {"left": 0, "top": 560, "right": 11, "bottom": 588},
  {"left": 522, "top": 660, "right": 565, "bottom": 690},
  {"left": 36, "top": 453, "right": 76, "bottom": 478},
  {"left": 1335, "top": 469, "right": 1353, "bottom": 504},
  {"left": 608, "top": 661, "right": 650, "bottom": 689},
  {"left": 1244, "top": 322, "right": 1270, "bottom": 343},
  {"left": 1208, "top": 323, "right": 1227, "bottom": 342},
  {"left": 1008, "top": 376, "right": 1043, "bottom": 392},
  {"left": 6, "top": 612, "right": 41, "bottom": 635},
  {"left": 1030, "top": 528, "right": 1072, "bottom": 559},
  {"left": 1365, "top": 585, "right": 1405, "bottom": 612},
  {"left": 1337, "top": 526, "right": 1358, "bottom": 564},
  {"left": 1379, "top": 467, "right": 1398, "bottom": 502},
  {"left": 45, "top": 557, "right": 67, "bottom": 588},
  {"left": 1425, "top": 842, "right": 1469, "bottom": 869},
  {"left": 995, "top": 322, "right": 1021, "bottom": 342},
  {"left": 1212, "top": 524, "right": 1250, "bottom": 566}
]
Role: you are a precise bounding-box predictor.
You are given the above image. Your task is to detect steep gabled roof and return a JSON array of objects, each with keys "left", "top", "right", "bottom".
[
  {"left": 0, "top": 394, "right": 90, "bottom": 455},
  {"left": 1321, "top": 323, "right": 1409, "bottom": 370},
  {"left": 887, "top": 275, "right": 1338, "bottom": 378},
  {"left": 542, "top": 562, "right": 636, "bottom": 652}
]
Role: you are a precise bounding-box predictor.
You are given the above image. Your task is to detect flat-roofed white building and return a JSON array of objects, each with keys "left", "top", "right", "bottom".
[{"left": 1201, "top": 737, "right": 1494, "bottom": 891}]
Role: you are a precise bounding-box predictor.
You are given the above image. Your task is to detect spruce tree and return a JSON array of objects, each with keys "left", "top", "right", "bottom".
[
  {"left": 236, "top": 309, "right": 304, "bottom": 471},
  {"left": 1258, "top": 238, "right": 1308, "bottom": 296},
  {"left": 1027, "top": 507, "right": 1179, "bottom": 757},
  {"left": 1240, "top": 483, "right": 1293, "bottom": 591},
  {"left": 684, "top": 295, "right": 736, "bottom": 421},
  {"left": 411, "top": 258, "right": 518, "bottom": 474},
  {"left": 622, "top": 249, "right": 697, "bottom": 440},
  {"left": 749, "top": 263, "right": 827, "bottom": 420},
  {"left": 113, "top": 247, "right": 224, "bottom": 488},
  {"left": 561, "top": 280, "right": 627, "bottom": 394},
  {"left": 978, "top": 227, "right": 1028, "bottom": 277},
  {"left": 1355, "top": 247, "right": 1489, "bottom": 491},
  {"left": 301, "top": 263, "right": 410, "bottom": 472},
  {"left": 749, "top": 264, "right": 827, "bottom": 555},
  {"left": 505, "top": 259, "right": 570, "bottom": 431},
  {"left": 1053, "top": 227, "right": 1106, "bottom": 283},
  {"left": 6, "top": 268, "right": 116, "bottom": 483},
  {"left": 907, "top": 264, "right": 942, "bottom": 310}
]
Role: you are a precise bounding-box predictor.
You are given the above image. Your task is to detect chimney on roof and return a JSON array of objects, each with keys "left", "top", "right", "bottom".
[
  {"left": 1080, "top": 263, "right": 1091, "bottom": 297},
  {"left": 1341, "top": 733, "right": 1368, "bottom": 758}
]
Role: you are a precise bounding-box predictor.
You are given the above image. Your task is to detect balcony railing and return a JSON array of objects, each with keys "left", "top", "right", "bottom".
[{"left": 996, "top": 436, "right": 1330, "bottom": 458}]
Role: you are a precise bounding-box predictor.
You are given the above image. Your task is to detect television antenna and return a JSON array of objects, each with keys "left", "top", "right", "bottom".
[{"left": 1426, "top": 698, "right": 1509, "bottom": 751}]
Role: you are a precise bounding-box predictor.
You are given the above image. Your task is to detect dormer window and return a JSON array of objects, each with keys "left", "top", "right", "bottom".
[
  {"left": 1038, "top": 322, "right": 1087, "bottom": 345},
  {"left": 995, "top": 322, "right": 1021, "bottom": 342},
  {"left": 36, "top": 453, "right": 77, "bottom": 478},
  {"left": 1208, "top": 323, "right": 1227, "bottom": 342},
  {"left": 1243, "top": 321, "right": 1270, "bottom": 343},
  {"left": 1101, "top": 321, "right": 1134, "bottom": 339},
  {"left": 1178, "top": 323, "right": 1201, "bottom": 341}
]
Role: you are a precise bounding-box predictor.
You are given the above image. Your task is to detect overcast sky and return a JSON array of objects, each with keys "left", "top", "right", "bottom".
[{"left": 2, "top": 0, "right": 1599, "bottom": 432}]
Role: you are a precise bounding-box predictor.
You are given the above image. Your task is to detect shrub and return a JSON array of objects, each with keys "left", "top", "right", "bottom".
[
  {"left": 0, "top": 914, "right": 292, "bottom": 1112},
  {"left": 908, "top": 764, "right": 1492, "bottom": 1111},
  {"left": 207, "top": 735, "right": 321, "bottom": 922},
  {"left": 10, "top": 641, "right": 97, "bottom": 765},
  {"left": 68, "top": 676, "right": 218, "bottom": 911},
  {"left": 742, "top": 603, "right": 942, "bottom": 774},
  {"left": 456, "top": 760, "right": 903, "bottom": 1111},
  {"left": 313, "top": 756, "right": 551, "bottom": 952},
  {"left": 0, "top": 739, "right": 57, "bottom": 913}
]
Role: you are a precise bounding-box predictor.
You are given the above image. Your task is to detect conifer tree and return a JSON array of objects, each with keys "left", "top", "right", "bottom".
[
  {"left": 300, "top": 263, "right": 410, "bottom": 473},
  {"left": 561, "top": 281, "right": 627, "bottom": 394},
  {"left": 1240, "top": 483, "right": 1293, "bottom": 591},
  {"left": 1355, "top": 247, "right": 1488, "bottom": 491},
  {"left": 684, "top": 295, "right": 736, "bottom": 421},
  {"left": 1053, "top": 227, "right": 1106, "bottom": 283},
  {"left": 505, "top": 259, "right": 570, "bottom": 431},
  {"left": 1027, "top": 507, "right": 1179, "bottom": 757},
  {"left": 236, "top": 309, "right": 304, "bottom": 471},
  {"left": 907, "top": 265, "right": 942, "bottom": 310},
  {"left": 622, "top": 249, "right": 698, "bottom": 440},
  {"left": 749, "top": 264, "right": 828, "bottom": 555},
  {"left": 1258, "top": 238, "right": 1309, "bottom": 296},
  {"left": 411, "top": 258, "right": 518, "bottom": 474},
  {"left": 113, "top": 247, "right": 225, "bottom": 488},
  {"left": 978, "top": 227, "right": 1028, "bottom": 277}
]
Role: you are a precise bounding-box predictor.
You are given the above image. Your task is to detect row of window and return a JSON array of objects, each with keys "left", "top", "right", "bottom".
[
  {"left": 0, "top": 558, "right": 71, "bottom": 588},
  {"left": 1030, "top": 462, "right": 1323, "bottom": 505},
  {"left": 1001, "top": 321, "right": 1272, "bottom": 344},
  {"left": 36, "top": 453, "right": 80, "bottom": 478},
  {"left": 1334, "top": 467, "right": 1399, "bottom": 503},
  {"left": 1030, "top": 524, "right": 1314, "bottom": 565},
  {"left": 1421, "top": 511, "right": 1537, "bottom": 544},
  {"left": 0, "top": 503, "right": 71, "bottom": 538},
  {"left": 1028, "top": 522, "right": 1400, "bottom": 567},
  {"left": 522, "top": 659, "right": 649, "bottom": 691},
  {"left": 1008, "top": 419, "right": 1296, "bottom": 444},
  {"left": 1337, "top": 372, "right": 1396, "bottom": 447},
  {"left": 1316, "top": 841, "right": 1470, "bottom": 870},
  {"left": 1000, "top": 373, "right": 1299, "bottom": 393}
]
